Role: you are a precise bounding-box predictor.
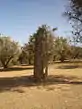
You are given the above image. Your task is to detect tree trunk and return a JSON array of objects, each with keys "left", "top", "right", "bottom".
[
  {"left": 1, "top": 60, "right": 8, "bottom": 69},
  {"left": 1, "top": 56, "right": 13, "bottom": 69},
  {"left": 28, "top": 57, "right": 31, "bottom": 65},
  {"left": 34, "top": 27, "right": 50, "bottom": 82},
  {"left": 34, "top": 36, "right": 44, "bottom": 82},
  {"left": 60, "top": 56, "right": 65, "bottom": 63},
  {"left": 3, "top": 64, "right": 8, "bottom": 69}
]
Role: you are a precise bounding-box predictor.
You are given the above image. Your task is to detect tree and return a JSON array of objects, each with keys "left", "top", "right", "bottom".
[
  {"left": 64, "top": 0, "right": 82, "bottom": 42},
  {"left": 71, "top": 45, "right": 82, "bottom": 59},
  {"left": 18, "top": 47, "right": 28, "bottom": 65},
  {"left": 54, "top": 37, "right": 71, "bottom": 62},
  {"left": 19, "top": 35, "right": 35, "bottom": 65},
  {"left": 34, "top": 25, "right": 56, "bottom": 81},
  {"left": 0, "top": 36, "right": 20, "bottom": 68},
  {"left": 27, "top": 35, "right": 35, "bottom": 65}
]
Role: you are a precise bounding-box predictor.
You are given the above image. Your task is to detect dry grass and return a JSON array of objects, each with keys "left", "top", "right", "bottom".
[{"left": 0, "top": 62, "right": 82, "bottom": 109}]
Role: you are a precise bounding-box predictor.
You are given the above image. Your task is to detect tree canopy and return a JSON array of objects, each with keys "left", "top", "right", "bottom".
[
  {"left": 34, "top": 25, "right": 56, "bottom": 81},
  {"left": 0, "top": 36, "right": 21, "bottom": 68},
  {"left": 65, "top": 0, "right": 82, "bottom": 42}
]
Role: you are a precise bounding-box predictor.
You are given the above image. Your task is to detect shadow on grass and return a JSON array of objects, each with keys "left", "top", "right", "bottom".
[
  {"left": 0, "top": 74, "right": 82, "bottom": 93},
  {"left": 0, "top": 66, "right": 33, "bottom": 72}
]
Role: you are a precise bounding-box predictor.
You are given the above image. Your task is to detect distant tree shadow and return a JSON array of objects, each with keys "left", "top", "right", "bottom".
[
  {"left": 54, "top": 60, "right": 82, "bottom": 64},
  {"left": 46, "top": 75, "right": 82, "bottom": 85},
  {"left": 57, "top": 65, "right": 82, "bottom": 69},
  {"left": 0, "top": 66, "right": 33, "bottom": 72},
  {"left": 0, "top": 74, "right": 82, "bottom": 93}
]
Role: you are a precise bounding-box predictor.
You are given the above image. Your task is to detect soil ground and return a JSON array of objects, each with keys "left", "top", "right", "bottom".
[{"left": 0, "top": 62, "right": 82, "bottom": 109}]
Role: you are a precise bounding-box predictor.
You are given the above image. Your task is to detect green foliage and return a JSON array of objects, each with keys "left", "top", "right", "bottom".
[
  {"left": 53, "top": 37, "right": 71, "bottom": 62},
  {"left": 20, "top": 25, "right": 56, "bottom": 67},
  {"left": 27, "top": 35, "right": 35, "bottom": 65},
  {"left": 35, "top": 25, "right": 56, "bottom": 62},
  {"left": 18, "top": 35, "right": 35, "bottom": 65},
  {"left": 34, "top": 24, "right": 56, "bottom": 81},
  {"left": 71, "top": 46, "right": 82, "bottom": 59},
  {"left": 0, "top": 36, "right": 21, "bottom": 68},
  {"left": 65, "top": 0, "right": 82, "bottom": 42},
  {"left": 0, "top": 25, "right": 82, "bottom": 70},
  {"left": 18, "top": 49, "right": 28, "bottom": 65}
]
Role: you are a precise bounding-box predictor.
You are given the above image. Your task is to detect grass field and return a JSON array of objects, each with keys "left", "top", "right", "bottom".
[{"left": 0, "top": 62, "right": 82, "bottom": 109}]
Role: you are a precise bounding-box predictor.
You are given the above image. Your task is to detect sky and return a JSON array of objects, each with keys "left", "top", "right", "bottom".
[{"left": 0, "top": 0, "right": 72, "bottom": 44}]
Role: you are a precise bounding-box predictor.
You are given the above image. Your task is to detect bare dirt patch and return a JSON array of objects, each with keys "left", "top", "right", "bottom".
[{"left": 0, "top": 64, "right": 82, "bottom": 109}]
